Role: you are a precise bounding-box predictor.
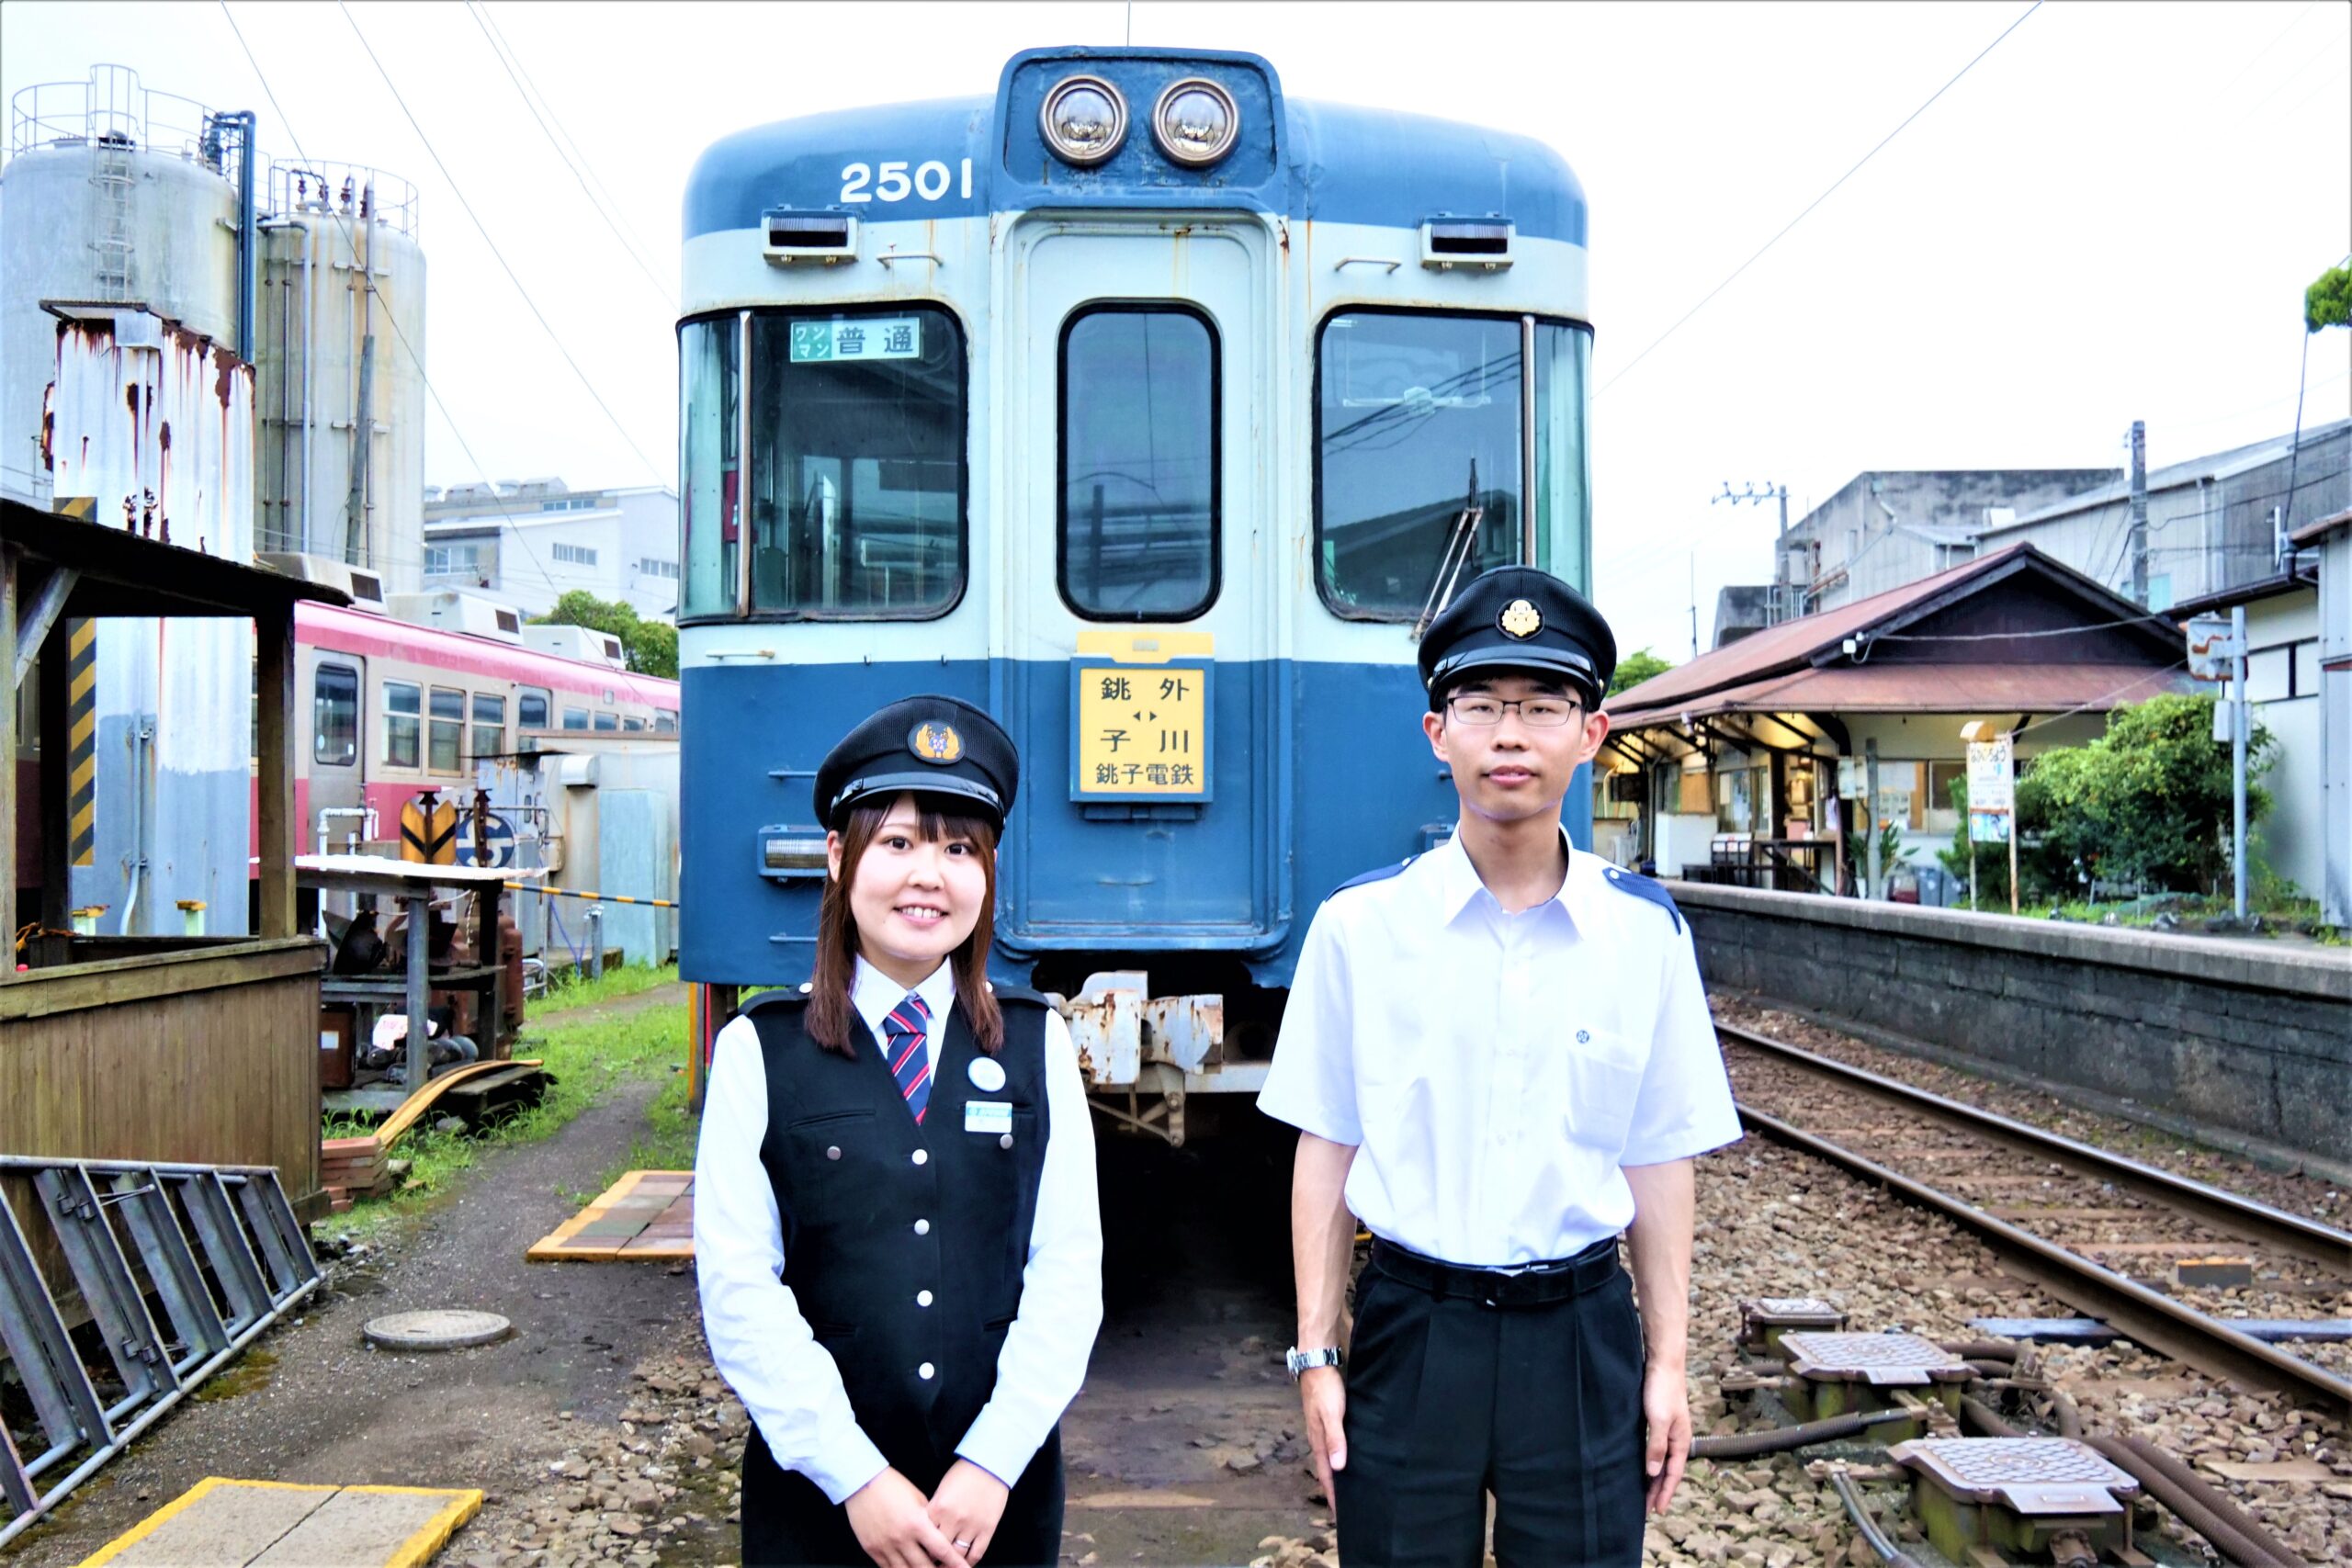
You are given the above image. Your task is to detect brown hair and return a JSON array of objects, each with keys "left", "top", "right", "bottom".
[{"left": 808, "top": 794, "right": 1004, "bottom": 1056}]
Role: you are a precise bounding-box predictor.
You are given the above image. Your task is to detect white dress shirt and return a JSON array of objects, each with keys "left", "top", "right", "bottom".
[
  {"left": 695, "top": 958, "right": 1103, "bottom": 1503},
  {"left": 1257, "top": 834, "right": 1740, "bottom": 1267}
]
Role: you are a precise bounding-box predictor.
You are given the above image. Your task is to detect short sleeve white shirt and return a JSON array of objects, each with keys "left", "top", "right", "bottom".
[{"left": 1257, "top": 834, "right": 1741, "bottom": 1267}]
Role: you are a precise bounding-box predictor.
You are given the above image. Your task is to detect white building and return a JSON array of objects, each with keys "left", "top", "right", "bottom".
[
  {"left": 2291, "top": 506, "right": 2352, "bottom": 927},
  {"left": 422, "top": 479, "right": 680, "bottom": 621}
]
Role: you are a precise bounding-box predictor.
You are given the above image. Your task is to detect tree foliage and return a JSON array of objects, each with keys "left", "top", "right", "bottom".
[
  {"left": 1609, "top": 647, "right": 1676, "bottom": 697},
  {"left": 2307, "top": 265, "right": 2352, "bottom": 333},
  {"left": 532, "top": 591, "right": 678, "bottom": 681},
  {"left": 1938, "top": 692, "right": 2273, "bottom": 901}
]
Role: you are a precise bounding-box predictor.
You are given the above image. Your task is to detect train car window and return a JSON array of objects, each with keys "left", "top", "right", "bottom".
[
  {"left": 653, "top": 709, "right": 679, "bottom": 734},
  {"left": 622, "top": 716, "right": 646, "bottom": 732},
  {"left": 1314, "top": 311, "right": 1526, "bottom": 621},
  {"left": 471, "top": 694, "right": 505, "bottom": 761},
  {"left": 562, "top": 706, "right": 590, "bottom": 731},
  {"left": 314, "top": 665, "right": 359, "bottom": 766},
  {"left": 1531, "top": 322, "right": 1593, "bottom": 579},
  {"left": 519, "top": 689, "right": 551, "bottom": 729},
  {"left": 678, "top": 317, "right": 740, "bottom": 620},
  {"left": 384, "top": 681, "right": 422, "bottom": 769},
  {"left": 680, "top": 305, "right": 967, "bottom": 623},
  {"left": 1057, "top": 307, "right": 1218, "bottom": 621},
  {"left": 428, "top": 687, "right": 466, "bottom": 773},
  {"left": 594, "top": 711, "right": 619, "bottom": 732}
]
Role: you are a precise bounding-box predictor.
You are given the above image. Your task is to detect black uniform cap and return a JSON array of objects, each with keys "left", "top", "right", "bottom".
[
  {"left": 1417, "top": 564, "right": 1618, "bottom": 710},
  {"left": 812, "top": 695, "right": 1019, "bottom": 835}
]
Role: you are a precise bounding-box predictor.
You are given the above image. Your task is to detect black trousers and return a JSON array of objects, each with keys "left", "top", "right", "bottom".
[
  {"left": 740, "top": 1425, "right": 1065, "bottom": 1568},
  {"left": 1334, "top": 1243, "right": 1647, "bottom": 1568}
]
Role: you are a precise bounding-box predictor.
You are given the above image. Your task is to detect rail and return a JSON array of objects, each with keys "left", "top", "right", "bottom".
[
  {"left": 1722, "top": 1041, "right": 2352, "bottom": 1411},
  {"left": 1715, "top": 1021, "right": 2351, "bottom": 1268}
]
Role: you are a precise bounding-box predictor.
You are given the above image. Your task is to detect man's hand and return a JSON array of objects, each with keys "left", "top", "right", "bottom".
[
  {"left": 1298, "top": 1364, "right": 1347, "bottom": 1515},
  {"left": 1641, "top": 1359, "right": 1690, "bottom": 1513},
  {"left": 843, "top": 1468, "right": 963, "bottom": 1568},
  {"left": 927, "top": 1460, "right": 1011, "bottom": 1564}
]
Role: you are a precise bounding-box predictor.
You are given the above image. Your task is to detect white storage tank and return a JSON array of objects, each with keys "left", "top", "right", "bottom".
[
  {"left": 255, "top": 162, "right": 427, "bottom": 595},
  {"left": 1, "top": 66, "right": 243, "bottom": 506}
]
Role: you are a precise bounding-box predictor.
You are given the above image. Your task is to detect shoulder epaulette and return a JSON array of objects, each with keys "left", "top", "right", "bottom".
[
  {"left": 741, "top": 984, "right": 814, "bottom": 1015},
  {"left": 1328, "top": 856, "right": 1417, "bottom": 901},
  {"left": 1600, "top": 865, "right": 1683, "bottom": 935}
]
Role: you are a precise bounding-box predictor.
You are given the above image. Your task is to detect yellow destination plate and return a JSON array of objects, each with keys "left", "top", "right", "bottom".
[{"left": 1073, "top": 663, "right": 1210, "bottom": 798}]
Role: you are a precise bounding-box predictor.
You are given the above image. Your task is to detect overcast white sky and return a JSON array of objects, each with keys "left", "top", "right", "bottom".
[{"left": 6, "top": 1, "right": 2347, "bottom": 660}]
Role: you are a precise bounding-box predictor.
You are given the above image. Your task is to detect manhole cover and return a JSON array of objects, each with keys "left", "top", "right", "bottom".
[{"left": 363, "top": 1309, "right": 512, "bottom": 1350}]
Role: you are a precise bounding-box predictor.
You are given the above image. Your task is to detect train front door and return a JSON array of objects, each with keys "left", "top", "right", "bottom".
[{"left": 997, "top": 215, "right": 1285, "bottom": 967}]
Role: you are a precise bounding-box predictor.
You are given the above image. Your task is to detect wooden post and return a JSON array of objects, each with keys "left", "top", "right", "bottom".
[
  {"left": 477, "top": 863, "right": 503, "bottom": 1059},
  {"left": 38, "top": 615, "right": 73, "bottom": 942},
  {"left": 255, "top": 604, "right": 298, "bottom": 939},
  {"left": 1, "top": 546, "right": 17, "bottom": 968}
]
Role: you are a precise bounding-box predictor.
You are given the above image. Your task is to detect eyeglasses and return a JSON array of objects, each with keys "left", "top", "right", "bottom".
[{"left": 1445, "top": 694, "right": 1585, "bottom": 728}]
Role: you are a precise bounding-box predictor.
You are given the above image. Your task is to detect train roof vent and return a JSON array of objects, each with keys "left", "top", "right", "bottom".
[
  {"left": 385, "top": 589, "right": 526, "bottom": 643},
  {"left": 258, "top": 551, "right": 387, "bottom": 612},
  {"left": 520, "top": 622, "right": 630, "bottom": 670},
  {"left": 763, "top": 208, "right": 857, "bottom": 265},
  {"left": 1420, "top": 219, "right": 1514, "bottom": 272}
]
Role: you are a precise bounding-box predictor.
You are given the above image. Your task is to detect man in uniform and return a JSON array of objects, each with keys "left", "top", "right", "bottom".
[{"left": 1258, "top": 565, "right": 1741, "bottom": 1568}]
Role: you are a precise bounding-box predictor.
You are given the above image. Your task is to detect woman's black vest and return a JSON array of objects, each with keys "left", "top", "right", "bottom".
[{"left": 743, "top": 986, "right": 1053, "bottom": 1475}]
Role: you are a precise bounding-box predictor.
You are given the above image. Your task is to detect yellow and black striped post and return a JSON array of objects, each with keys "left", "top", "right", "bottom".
[
  {"left": 67, "top": 619, "right": 96, "bottom": 868},
  {"left": 503, "top": 883, "right": 681, "bottom": 909}
]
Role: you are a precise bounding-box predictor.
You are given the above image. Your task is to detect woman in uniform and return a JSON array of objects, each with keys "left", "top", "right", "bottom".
[{"left": 695, "top": 695, "right": 1103, "bottom": 1568}]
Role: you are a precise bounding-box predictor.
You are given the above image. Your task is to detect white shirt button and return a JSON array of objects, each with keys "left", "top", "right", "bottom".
[
  {"left": 916, "top": 1290, "right": 933, "bottom": 1307},
  {"left": 917, "top": 1361, "right": 935, "bottom": 1381},
  {"left": 913, "top": 1218, "right": 930, "bottom": 1235},
  {"left": 910, "top": 1149, "right": 929, "bottom": 1167}
]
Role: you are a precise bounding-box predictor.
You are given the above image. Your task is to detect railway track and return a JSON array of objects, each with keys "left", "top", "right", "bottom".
[{"left": 1715, "top": 1020, "right": 2352, "bottom": 1415}]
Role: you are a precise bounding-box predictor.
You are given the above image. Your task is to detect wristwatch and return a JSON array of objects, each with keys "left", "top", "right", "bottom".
[{"left": 1285, "top": 1346, "right": 1345, "bottom": 1378}]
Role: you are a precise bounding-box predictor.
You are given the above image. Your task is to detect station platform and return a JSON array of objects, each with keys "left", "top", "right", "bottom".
[{"left": 75, "top": 1477, "right": 480, "bottom": 1568}]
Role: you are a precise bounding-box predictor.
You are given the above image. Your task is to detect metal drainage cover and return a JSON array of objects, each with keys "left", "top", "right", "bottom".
[
  {"left": 1889, "top": 1437, "right": 2139, "bottom": 1515},
  {"left": 1780, "top": 1330, "right": 1974, "bottom": 1385},
  {"left": 363, "top": 1310, "right": 512, "bottom": 1350}
]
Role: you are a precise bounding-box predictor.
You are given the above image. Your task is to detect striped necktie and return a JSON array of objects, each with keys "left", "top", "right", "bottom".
[{"left": 882, "top": 992, "right": 933, "bottom": 1125}]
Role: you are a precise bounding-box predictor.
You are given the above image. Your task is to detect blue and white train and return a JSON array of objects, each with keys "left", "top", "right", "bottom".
[{"left": 677, "top": 47, "right": 1594, "bottom": 1134}]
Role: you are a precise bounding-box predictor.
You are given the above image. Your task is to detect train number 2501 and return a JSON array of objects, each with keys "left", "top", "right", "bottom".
[{"left": 839, "top": 159, "right": 975, "bottom": 204}]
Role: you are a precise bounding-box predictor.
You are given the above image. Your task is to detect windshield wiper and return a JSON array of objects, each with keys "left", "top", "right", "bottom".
[{"left": 1411, "top": 458, "right": 1485, "bottom": 641}]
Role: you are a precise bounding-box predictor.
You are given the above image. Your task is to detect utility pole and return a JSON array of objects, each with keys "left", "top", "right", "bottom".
[
  {"left": 1689, "top": 553, "right": 1698, "bottom": 659},
  {"left": 2127, "top": 420, "right": 2149, "bottom": 605},
  {"left": 1714, "top": 480, "right": 1791, "bottom": 622},
  {"left": 2232, "top": 604, "right": 2249, "bottom": 921}
]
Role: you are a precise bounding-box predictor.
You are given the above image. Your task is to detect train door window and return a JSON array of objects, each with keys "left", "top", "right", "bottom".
[
  {"left": 1314, "top": 311, "right": 1525, "bottom": 620},
  {"left": 1057, "top": 307, "right": 1218, "bottom": 620},
  {"left": 519, "top": 688, "right": 550, "bottom": 729},
  {"left": 384, "top": 680, "right": 422, "bottom": 769},
  {"left": 561, "top": 706, "right": 589, "bottom": 731},
  {"left": 427, "top": 687, "right": 466, "bottom": 773},
  {"left": 653, "top": 708, "right": 679, "bottom": 733},
  {"left": 314, "top": 664, "right": 359, "bottom": 766},
  {"left": 470, "top": 694, "right": 505, "bottom": 761},
  {"left": 731, "top": 305, "right": 966, "bottom": 620},
  {"left": 593, "top": 711, "right": 619, "bottom": 732}
]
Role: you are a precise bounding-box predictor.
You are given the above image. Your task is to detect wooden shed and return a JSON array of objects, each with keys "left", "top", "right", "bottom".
[{"left": 5, "top": 499, "right": 346, "bottom": 1222}]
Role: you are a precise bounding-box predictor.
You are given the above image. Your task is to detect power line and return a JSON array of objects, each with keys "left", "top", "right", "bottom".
[
  {"left": 217, "top": 0, "right": 562, "bottom": 597},
  {"left": 337, "top": 0, "right": 666, "bottom": 484},
  {"left": 1596, "top": 1, "right": 2043, "bottom": 400},
  {"left": 466, "top": 2, "right": 673, "bottom": 304}
]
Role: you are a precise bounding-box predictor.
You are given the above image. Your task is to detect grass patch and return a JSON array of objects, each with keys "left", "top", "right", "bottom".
[
  {"left": 324, "top": 994, "right": 691, "bottom": 1241},
  {"left": 537, "top": 961, "right": 679, "bottom": 1013}
]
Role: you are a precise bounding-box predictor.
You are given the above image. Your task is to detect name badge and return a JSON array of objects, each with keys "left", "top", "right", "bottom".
[{"left": 964, "top": 1100, "right": 1013, "bottom": 1136}]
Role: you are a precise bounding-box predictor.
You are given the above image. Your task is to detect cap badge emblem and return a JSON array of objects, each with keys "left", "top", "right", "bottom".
[
  {"left": 909, "top": 721, "right": 963, "bottom": 764},
  {"left": 1499, "top": 598, "right": 1544, "bottom": 639}
]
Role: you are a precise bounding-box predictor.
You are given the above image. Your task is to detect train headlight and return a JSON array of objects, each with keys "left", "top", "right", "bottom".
[
  {"left": 1040, "top": 75, "right": 1127, "bottom": 167},
  {"left": 1152, "top": 78, "right": 1238, "bottom": 167}
]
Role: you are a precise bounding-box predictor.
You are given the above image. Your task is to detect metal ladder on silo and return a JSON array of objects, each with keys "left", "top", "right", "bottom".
[
  {"left": 90, "top": 135, "right": 135, "bottom": 299},
  {"left": 0, "top": 1157, "right": 322, "bottom": 1546}
]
